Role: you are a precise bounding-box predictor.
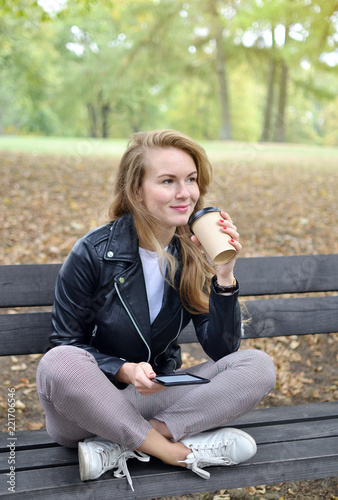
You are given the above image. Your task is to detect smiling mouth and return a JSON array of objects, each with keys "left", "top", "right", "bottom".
[{"left": 171, "top": 205, "right": 190, "bottom": 212}]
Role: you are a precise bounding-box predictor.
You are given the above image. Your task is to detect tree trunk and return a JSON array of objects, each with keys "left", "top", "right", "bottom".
[
  {"left": 274, "top": 25, "right": 289, "bottom": 143},
  {"left": 87, "top": 103, "right": 98, "bottom": 138},
  {"left": 215, "top": 27, "right": 231, "bottom": 140},
  {"left": 260, "top": 58, "right": 276, "bottom": 142},
  {"left": 275, "top": 61, "right": 288, "bottom": 142},
  {"left": 101, "top": 103, "right": 110, "bottom": 139}
]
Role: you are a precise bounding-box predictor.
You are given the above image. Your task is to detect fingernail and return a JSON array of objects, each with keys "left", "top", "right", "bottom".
[
  {"left": 219, "top": 219, "right": 224, "bottom": 223},
  {"left": 222, "top": 226, "right": 227, "bottom": 230},
  {"left": 231, "top": 239, "right": 235, "bottom": 243}
]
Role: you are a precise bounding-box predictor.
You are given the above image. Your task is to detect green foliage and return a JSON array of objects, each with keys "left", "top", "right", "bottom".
[{"left": 0, "top": 0, "right": 337, "bottom": 142}]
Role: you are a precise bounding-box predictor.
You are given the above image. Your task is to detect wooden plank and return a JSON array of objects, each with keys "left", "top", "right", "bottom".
[
  {"left": 235, "top": 254, "right": 338, "bottom": 296},
  {"left": 242, "top": 296, "right": 338, "bottom": 338},
  {"left": 0, "top": 437, "right": 337, "bottom": 499},
  {"left": 247, "top": 418, "right": 338, "bottom": 444},
  {"left": 1, "top": 295, "right": 338, "bottom": 356},
  {"left": 0, "top": 446, "right": 78, "bottom": 473},
  {"left": 0, "top": 402, "right": 336, "bottom": 453},
  {"left": 1, "top": 254, "right": 337, "bottom": 309},
  {"left": 0, "top": 264, "right": 61, "bottom": 308},
  {"left": 230, "top": 401, "right": 338, "bottom": 426},
  {"left": 179, "top": 295, "right": 338, "bottom": 343},
  {"left": 1, "top": 417, "right": 337, "bottom": 474},
  {"left": 0, "top": 429, "right": 55, "bottom": 451},
  {"left": 0, "top": 313, "right": 51, "bottom": 356}
]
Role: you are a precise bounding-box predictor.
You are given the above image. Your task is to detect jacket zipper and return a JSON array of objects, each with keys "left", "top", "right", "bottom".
[
  {"left": 154, "top": 308, "right": 184, "bottom": 368},
  {"left": 114, "top": 282, "right": 151, "bottom": 362},
  {"left": 89, "top": 324, "right": 98, "bottom": 345}
]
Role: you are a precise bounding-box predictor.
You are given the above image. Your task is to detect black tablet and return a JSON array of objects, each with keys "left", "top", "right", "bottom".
[{"left": 154, "top": 373, "right": 210, "bottom": 386}]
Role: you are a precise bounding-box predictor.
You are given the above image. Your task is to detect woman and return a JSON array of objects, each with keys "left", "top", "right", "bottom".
[{"left": 37, "top": 129, "right": 276, "bottom": 490}]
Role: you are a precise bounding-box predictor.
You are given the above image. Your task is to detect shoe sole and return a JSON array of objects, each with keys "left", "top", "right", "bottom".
[{"left": 78, "top": 441, "right": 92, "bottom": 481}]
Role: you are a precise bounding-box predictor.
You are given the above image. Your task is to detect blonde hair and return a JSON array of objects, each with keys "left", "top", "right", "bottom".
[{"left": 108, "top": 129, "right": 215, "bottom": 314}]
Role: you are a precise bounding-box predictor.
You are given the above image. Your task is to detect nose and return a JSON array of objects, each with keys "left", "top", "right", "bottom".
[{"left": 176, "top": 182, "right": 190, "bottom": 199}]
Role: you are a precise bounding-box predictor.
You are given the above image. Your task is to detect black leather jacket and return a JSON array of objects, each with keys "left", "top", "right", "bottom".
[{"left": 50, "top": 214, "right": 242, "bottom": 387}]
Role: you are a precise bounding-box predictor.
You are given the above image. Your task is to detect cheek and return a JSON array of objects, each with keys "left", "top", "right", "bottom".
[
  {"left": 191, "top": 184, "right": 200, "bottom": 201},
  {"left": 142, "top": 187, "right": 169, "bottom": 209}
]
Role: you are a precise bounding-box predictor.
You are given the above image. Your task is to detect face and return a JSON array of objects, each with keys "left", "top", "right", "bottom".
[{"left": 138, "top": 147, "right": 200, "bottom": 237}]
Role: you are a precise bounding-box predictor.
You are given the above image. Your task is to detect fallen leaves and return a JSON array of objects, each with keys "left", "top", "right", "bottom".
[
  {"left": 0, "top": 353, "right": 43, "bottom": 431},
  {"left": 1, "top": 150, "right": 338, "bottom": 266},
  {"left": 1, "top": 149, "right": 338, "bottom": 499}
]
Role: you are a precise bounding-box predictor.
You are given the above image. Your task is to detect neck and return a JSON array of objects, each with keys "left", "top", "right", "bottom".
[{"left": 139, "top": 228, "right": 175, "bottom": 251}]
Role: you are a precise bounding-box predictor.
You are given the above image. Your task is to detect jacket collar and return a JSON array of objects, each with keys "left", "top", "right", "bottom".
[
  {"left": 104, "top": 214, "right": 139, "bottom": 262},
  {"left": 104, "top": 213, "right": 181, "bottom": 264}
]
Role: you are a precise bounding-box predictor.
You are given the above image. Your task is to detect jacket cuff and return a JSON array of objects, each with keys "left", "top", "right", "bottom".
[{"left": 211, "top": 275, "right": 240, "bottom": 295}]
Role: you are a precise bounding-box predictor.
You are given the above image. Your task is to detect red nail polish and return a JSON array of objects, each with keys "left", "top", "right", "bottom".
[
  {"left": 231, "top": 239, "right": 235, "bottom": 243},
  {"left": 222, "top": 226, "right": 227, "bottom": 230},
  {"left": 219, "top": 219, "right": 224, "bottom": 223}
]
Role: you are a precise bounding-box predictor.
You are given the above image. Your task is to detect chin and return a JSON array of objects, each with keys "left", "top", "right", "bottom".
[{"left": 174, "top": 216, "right": 191, "bottom": 227}]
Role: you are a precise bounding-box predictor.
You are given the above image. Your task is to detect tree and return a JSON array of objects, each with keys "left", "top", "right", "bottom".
[
  {"left": 246, "top": 0, "right": 338, "bottom": 142},
  {"left": 0, "top": 0, "right": 62, "bottom": 134}
]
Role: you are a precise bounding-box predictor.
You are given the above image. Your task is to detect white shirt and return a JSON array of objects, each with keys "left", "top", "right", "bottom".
[{"left": 139, "top": 247, "right": 167, "bottom": 324}]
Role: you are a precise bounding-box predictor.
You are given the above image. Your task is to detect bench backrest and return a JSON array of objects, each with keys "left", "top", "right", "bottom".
[{"left": 1, "top": 254, "right": 338, "bottom": 356}]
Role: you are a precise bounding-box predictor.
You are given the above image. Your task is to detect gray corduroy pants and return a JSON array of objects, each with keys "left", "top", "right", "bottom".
[{"left": 36, "top": 345, "right": 276, "bottom": 450}]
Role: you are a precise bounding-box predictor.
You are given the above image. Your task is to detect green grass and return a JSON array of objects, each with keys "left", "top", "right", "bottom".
[
  {"left": 0, "top": 136, "right": 128, "bottom": 157},
  {"left": 0, "top": 135, "right": 337, "bottom": 163}
]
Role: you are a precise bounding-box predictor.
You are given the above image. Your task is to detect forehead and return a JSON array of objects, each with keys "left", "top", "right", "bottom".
[{"left": 144, "top": 147, "right": 197, "bottom": 175}]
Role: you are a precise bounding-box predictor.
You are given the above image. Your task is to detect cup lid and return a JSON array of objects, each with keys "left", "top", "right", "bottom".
[{"left": 189, "top": 206, "right": 220, "bottom": 227}]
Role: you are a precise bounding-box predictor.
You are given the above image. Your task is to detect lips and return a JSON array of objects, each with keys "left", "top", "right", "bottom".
[{"left": 171, "top": 205, "right": 190, "bottom": 212}]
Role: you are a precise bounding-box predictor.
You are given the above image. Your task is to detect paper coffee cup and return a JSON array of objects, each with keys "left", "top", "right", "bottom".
[{"left": 189, "top": 207, "right": 236, "bottom": 264}]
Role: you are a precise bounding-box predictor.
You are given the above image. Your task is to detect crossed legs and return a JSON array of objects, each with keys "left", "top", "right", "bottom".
[{"left": 37, "top": 345, "right": 276, "bottom": 468}]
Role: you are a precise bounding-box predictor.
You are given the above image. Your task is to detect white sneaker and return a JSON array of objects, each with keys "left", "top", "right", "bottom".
[
  {"left": 78, "top": 437, "right": 150, "bottom": 490},
  {"left": 180, "top": 428, "right": 257, "bottom": 479}
]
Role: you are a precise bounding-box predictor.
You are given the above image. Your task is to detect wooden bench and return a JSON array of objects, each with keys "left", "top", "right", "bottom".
[{"left": 1, "top": 254, "right": 338, "bottom": 499}]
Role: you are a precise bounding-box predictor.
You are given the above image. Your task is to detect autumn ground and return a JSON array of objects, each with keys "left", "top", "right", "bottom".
[{"left": 1, "top": 142, "right": 338, "bottom": 499}]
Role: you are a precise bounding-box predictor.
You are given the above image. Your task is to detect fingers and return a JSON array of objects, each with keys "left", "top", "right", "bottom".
[
  {"left": 191, "top": 234, "right": 203, "bottom": 249},
  {"left": 133, "top": 363, "right": 164, "bottom": 396},
  {"left": 218, "top": 211, "right": 240, "bottom": 242},
  {"left": 219, "top": 210, "right": 233, "bottom": 224},
  {"left": 134, "top": 363, "right": 155, "bottom": 385},
  {"left": 191, "top": 211, "right": 241, "bottom": 263}
]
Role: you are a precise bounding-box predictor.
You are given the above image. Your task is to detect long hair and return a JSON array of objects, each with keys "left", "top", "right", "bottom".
[{"left": 108, "top": 129, "right": 215, "bottom": 313}]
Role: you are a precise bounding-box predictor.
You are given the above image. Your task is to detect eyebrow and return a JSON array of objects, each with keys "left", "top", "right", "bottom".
[{"left": 157, "top": 171, "right": 198, "bottom": 178}]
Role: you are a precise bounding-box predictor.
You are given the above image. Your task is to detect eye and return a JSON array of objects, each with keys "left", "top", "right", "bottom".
[
  {"left": 187, "top": 176, "right": 197, "bottom": 183},
  {"left": 162, "top": 178, "right": 173, "bottom": 184}
]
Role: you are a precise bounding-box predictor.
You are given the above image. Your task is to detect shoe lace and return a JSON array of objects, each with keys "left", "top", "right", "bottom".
[
  {"left": 98, "top": 446, "right": 116, "bottom": 470},
  {"left": 197, "top": 441, "right": 234, "bottom": 463},
  {"left": 184, "top": 441, "right": 235, "bottom": 479},
  {"left": 113, "top": 449, "right": 150, "bottom": 491}
]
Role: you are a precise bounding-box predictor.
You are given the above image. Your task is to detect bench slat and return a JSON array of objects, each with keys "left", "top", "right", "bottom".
[
  {"left": 1, "top": 403, "right": 337, "bottom": 497},
  {"left": 180, "top": 295, "right": 338, "bottom": 343},
  {"left": 1, "top": 437, "right": 337, "bottom": 499},
  {"left": 2, "top": 417, "right": 337, "bottom": 474},
  {"left": 1, "top": 293, "right": 337, "bottom": 356},
  {"left": 242, "top": 295, "right": 338, "bottom": 338},
  {"left": 232, "top": 401, "right": 338, "bottom": 426},
  {"left": 1, "top": 294, "right": 337, "bottom": 356},
  {"left": 235, "top": 254, "right": 338, "bottom": 295},
  {"left": 1, "top": 402, "right": 336, "bottom": 453},
  {"left": 0, "top": 312, "right": 51, "bottom": 355},
  {"left": 1, "top": 254, "right": 338, "bottom": 308},
  {"left": 0, "top": 264, "right": 61, "bottom": 308}
]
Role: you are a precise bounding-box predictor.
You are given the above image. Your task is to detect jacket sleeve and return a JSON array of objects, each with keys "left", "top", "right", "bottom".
[
  {"left": 191, "top": 276, "right": 242, "bottom": 360},
  {"left": 49, "top": 238, "right": 127, "bottom": 387}
]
